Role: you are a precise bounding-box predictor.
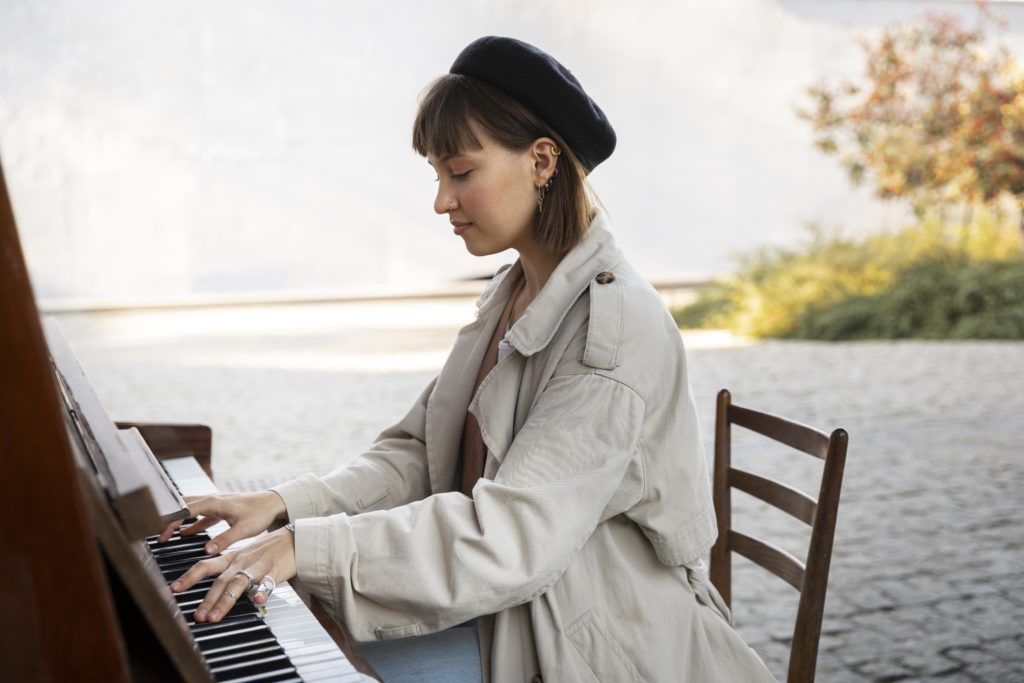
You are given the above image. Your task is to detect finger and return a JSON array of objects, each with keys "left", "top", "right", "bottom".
[
  {"left": 157, "top": 518, "right": 184, "bottom": 544},
  {"left": 169, "top": 555, "right": 229, "bottom": 593},
  {"left": 180, "top": 495, "right": 224, "bottom": 520},
  {"left": 178, "top": 515, "right": 222, "bottom": 539},
  {"left": 250, "top": 572, "right": 278, "bottom": 606},
  {"left": 204, "top": 523, "right": 255, "bottom": 557},
  {"left": 198, "top": 568, "right": 256, "bottom": 623},
  {"left": 250, "top": 530, "right": 294, "bottom": 606}
]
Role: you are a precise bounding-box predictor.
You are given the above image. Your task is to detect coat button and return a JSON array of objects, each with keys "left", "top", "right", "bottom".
[{"left": 595, "top": 271, "right": 615, "bottom": 284}]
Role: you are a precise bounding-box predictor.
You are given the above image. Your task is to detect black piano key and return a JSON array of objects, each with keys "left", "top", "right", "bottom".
[
  {"left": 144, "top": 467, "right": 316, "bottom": 680},
  {"left": 195, "top": 623, "right": 274, "bottom": 651},
  {"left": 151, "top": 539, "right": 210, "bottom": 555},
  {"left": 220, "top": 671, "right": 302, "bottom": 683},
  {"left": 158, "top": 552, "right": 212, "bottom": 570},
  {"left": 200, "top": 636, "right": 280, "bottom": 658},
  {"left": 183, "top": 601, "right": 259, "bottom": 624},
  {"left": 154, "top": 549, "right": 211, "bottom": 567},
  {"left": 191, "top": 614, "right": 264, "bottom": 635},
  {"left": 172, "top": 580, "right": 217, "bottom": 599},
  {"left": 150, "top": 540, "right": 210, "bottom": 556},
  {"left": 209, "top": 653, "right": 296, "bottom": 680},
  {"left": 196, "top": 628, "right": 276, "bottom": 654},
  {"left": 205, "top": 643, "right": 285, "bottom": 666},
  {"left": 146, "top": 527, "right": 210, "bottom": 545},
  {"left": 162, "top": 565, "right": 206, "bottom": 582}
]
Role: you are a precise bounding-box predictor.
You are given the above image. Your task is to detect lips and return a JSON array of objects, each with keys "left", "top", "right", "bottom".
[{"left": 451, "top": 221, "right": 473, "bottom": 236}]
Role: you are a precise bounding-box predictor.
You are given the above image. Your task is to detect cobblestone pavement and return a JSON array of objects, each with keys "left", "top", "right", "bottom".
[{"left": 53, "top": 299, "right": 1024, "bottom": 682}]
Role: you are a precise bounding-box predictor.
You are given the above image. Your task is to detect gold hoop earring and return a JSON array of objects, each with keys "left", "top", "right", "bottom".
[{"left": 551, "top": 146, "right": 561, "bottom": 157}]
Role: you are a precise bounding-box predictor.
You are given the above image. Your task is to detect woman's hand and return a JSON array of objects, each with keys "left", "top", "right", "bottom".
[
  {"left": 158, "top": 490, "right": 287, "bottom": 556},
  {"left": 170, "top": 526, "right": 297, "bottom": 622}
]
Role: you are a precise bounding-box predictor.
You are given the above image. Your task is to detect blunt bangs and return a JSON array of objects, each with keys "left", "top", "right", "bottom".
[
  {"left": 412, "top": 75, "right": 486, "bottom": 159},
  {"left": 412, "top": 73, "right": 596, "bottom": 255}
]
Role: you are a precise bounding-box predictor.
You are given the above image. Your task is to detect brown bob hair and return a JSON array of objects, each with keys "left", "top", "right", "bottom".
[{"left": 412, "top": 74, "right": 594, "bottom": 255}]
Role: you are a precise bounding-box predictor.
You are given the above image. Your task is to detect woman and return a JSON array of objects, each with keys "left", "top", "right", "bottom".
[{"left": 166, "top": 36, "right": 775, "bottom": 682}]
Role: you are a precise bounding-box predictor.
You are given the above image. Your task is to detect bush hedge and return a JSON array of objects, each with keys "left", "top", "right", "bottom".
[{"left": 674, "top": 212, "right": 1024, "bottom": 340}]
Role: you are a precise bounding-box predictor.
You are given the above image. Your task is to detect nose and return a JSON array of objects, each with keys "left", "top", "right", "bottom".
[{"left": 434, "top": 186, "right": 457, "bottom": 215}]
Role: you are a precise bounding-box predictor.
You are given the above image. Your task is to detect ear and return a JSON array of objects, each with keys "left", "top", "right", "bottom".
[{"left": 529, "top": 137, "right": 560, "bottom": 188}]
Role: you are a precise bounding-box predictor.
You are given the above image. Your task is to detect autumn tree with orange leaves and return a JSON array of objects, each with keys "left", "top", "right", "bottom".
[{"left": 800, "top": 9, "right": 1024, "bottom": 233}]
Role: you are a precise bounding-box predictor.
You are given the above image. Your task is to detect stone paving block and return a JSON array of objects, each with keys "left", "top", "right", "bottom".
[
  {"left": 813, "top": 662, "right": 869, "bottom": 683},
  {"left": 876, "top": 575, "right": 963, "bottom": 607},
  {"left": 961, "top": 660, "right": 1024, "bottom": 681},
  {"left": 849, "top": 656, "right": 918, "bottom": 681},
  {"left": 55, "top": 314, "right": 1024, "bottom": 681},
  {"left": 835, "top": 630, "right": 907, "bottom": 667},
  {"left": 893, "top": 653, "right": 964, "bottom": 677}
]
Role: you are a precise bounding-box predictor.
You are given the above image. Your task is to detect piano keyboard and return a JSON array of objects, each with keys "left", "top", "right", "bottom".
[{"left": 151, "top": 456, "right": 375, "bottom": 683}]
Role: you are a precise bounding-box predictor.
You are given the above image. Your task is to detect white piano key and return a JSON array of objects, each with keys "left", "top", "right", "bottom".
[{"left": 160, "top": 456, "right": 374, "bottom": 682}]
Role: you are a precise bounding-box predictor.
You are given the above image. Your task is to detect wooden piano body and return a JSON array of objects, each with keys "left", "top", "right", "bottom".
[{"left": 0, "top": 161, "right": 378, "bottom": 682}]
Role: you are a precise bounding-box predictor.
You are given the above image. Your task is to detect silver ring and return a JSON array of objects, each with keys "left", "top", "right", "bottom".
[
  {"left": 236, "top": 569, "right": 255, "bottom": 591},
  {"left": 249, "top": 575, "right": 277, "bottom": 600},
  {"left": 225, "top": 590, "right": 237, "bottom": 599}
]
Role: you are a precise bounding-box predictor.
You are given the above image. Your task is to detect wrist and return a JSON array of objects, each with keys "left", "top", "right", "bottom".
[{"left": 260, "top": 489, "right": 289, "bottom": 520}]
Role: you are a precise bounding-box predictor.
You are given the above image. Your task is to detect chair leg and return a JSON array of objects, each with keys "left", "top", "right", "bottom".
[{"left": 710, "top": 389, "right": 733, "bottom": 607}]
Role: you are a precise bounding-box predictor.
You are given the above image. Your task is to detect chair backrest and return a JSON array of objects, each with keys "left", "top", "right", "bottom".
[{"left": 709, "top": 389, "right": 849, "bottom": 683}]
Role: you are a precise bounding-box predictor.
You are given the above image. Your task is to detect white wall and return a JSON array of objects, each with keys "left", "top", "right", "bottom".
[{"left": 2, "top": 0, "right": 1022, "bottom": 303}]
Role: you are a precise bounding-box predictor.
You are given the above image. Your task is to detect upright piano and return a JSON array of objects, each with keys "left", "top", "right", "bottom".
[{"left": 0, "top": 161, "right": 379, "bottom": 682}]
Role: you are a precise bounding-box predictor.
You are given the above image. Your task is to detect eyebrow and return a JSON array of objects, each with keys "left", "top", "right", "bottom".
[{"left": 427, "top": 152, "right": 467, "bottom": 168}]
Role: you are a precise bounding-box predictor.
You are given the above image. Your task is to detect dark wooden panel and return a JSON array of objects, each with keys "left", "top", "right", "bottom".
[
  {"left": 789, "top": 428, "right": 849, "bottom": 683},
  {"left": 712, "top": 388, "right": 850, "bottom": 683},
  {"left": 117, "top": 422, "right": 214, "bottom": 479},
  {"left": 710, "top": 388, "right": 733, "bottom": 607},
  {"left": 728, "top": 531, "right": 806, "bottom": 593},
  {"left": 730, "top": 467, "right": 818, "bottom": 526},
  {"left": 729, "top": 404, "right": 831, "bottom": 459},
  {"left": 0, "top": 159, "right": 130, "bottom": 680}
]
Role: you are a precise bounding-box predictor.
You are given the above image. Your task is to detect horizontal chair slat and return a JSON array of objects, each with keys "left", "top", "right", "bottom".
[
  {"left": 729, "top": 530, "right": 806, "bottom": 592},
  {"left": 730, "top": 467, "right": 818, "bottom": 526},
  {"left": 728, "top": 405, "right": 830, "bottom": 459}
]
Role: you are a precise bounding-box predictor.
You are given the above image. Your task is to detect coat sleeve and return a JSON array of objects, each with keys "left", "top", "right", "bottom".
[
  {"left": 271, "top": 377, "right": 437, "bottom": 520},
  {"left": 290, "top": 372, "right": 645, "bottom": 641}
]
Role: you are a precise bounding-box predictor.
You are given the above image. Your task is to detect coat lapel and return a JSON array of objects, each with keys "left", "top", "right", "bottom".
[
  {"left": 425, "top": 212, "right": 625, "bottom": 490},
  {"left": 424, "top": 266, "right": 518, "bottom": 493}
]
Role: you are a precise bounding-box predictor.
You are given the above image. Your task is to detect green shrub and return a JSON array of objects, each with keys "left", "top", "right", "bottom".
[
  {"left": 675, "top": 209, "right": 1024, "bottom": 340},
  {"left": 792, "top": 256, "right": 1024, "bottom": 339}
]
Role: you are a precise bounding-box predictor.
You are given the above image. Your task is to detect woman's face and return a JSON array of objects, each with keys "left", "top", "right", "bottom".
[{"left": 427, "top": 123, "right": 539, "bottom": 257}]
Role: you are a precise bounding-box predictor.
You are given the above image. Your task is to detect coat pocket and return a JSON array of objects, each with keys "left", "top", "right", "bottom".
[
  {"left": 566, "top": 610, "right": 643, "bottom": 683},
  {"left": 374, "top": 623, "right": 420, "bottom": 640}
]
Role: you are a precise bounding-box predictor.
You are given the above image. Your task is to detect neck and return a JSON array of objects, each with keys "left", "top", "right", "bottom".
[{"left": 515, "top": 240, "right": 563, "bottom": 302}]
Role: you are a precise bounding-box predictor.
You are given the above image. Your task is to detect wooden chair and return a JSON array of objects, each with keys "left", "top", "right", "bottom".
[{"left": 709, "top": 389, "right": 849, "bottom": 683}]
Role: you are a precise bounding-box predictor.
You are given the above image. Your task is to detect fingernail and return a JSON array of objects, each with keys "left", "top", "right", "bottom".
[
  {"left": 210, "top": 610, "right": 220, "bottom": 620},
  {"left": 206, "top": 543, "right": 218, "bottom": 555},
  {"left": 195, "top": 610, "right": 206, "bottom": 620},
  {"left": 170, "top": 581, "right": 181, "bottom": 591}
]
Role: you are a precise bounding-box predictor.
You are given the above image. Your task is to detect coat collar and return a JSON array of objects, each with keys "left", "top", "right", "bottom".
[{"left": 475, "top": 210, "right": 624, "bottom": 357}]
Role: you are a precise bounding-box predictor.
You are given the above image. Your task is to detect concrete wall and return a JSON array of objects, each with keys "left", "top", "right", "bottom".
[{"left": 2, "top": 0, "right": 1022, "bottom": 305}]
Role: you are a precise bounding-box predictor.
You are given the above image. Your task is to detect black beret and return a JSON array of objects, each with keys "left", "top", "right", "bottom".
[{"left": 450, "top": 36, "right": 616, "bottom": 172}]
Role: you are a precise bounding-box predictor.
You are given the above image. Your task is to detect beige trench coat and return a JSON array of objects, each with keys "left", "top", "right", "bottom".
[{"left": 273, "top": 212, "right": 775, "bottom": 682}]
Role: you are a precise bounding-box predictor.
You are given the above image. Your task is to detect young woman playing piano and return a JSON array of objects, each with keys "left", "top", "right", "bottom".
[{"left": 163, "top": 36, "right": 775, "bottom": 683}]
